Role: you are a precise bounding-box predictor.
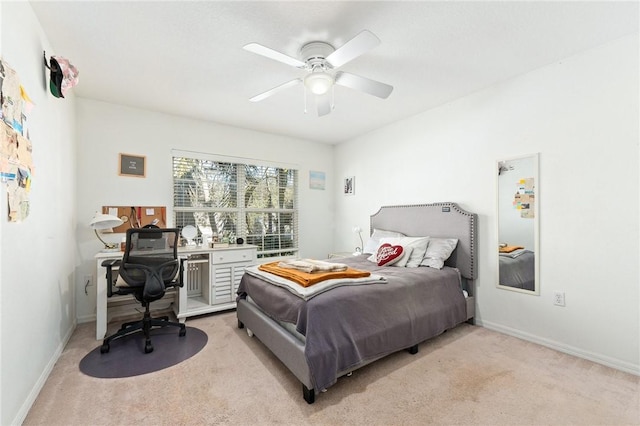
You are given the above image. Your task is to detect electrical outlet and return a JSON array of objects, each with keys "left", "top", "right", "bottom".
[{"left": 553, "top": 291, "right": 566, "bottom": 307}]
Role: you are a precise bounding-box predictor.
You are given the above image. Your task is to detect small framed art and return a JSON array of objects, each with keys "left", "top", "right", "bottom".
[
  {"left": 309, "top": 171, "right": 326, "bottom": 190},
  {"left": 344, "top": 176, "right": 355, "bottom": 195},
  {"left": 119, "top": 153, "right": 146, "bottom": 178}
]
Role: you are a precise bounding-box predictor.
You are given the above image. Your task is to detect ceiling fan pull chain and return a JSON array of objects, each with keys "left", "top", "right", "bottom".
[
  {"left": 331, "top": 85, "right": 335, "bottom": 110},
  {"left": 303, "top": 86, "right": 308, "bottom": 114}
]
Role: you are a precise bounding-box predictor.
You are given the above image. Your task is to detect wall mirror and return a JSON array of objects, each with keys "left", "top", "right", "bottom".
[{"left": 496, "top": 153, "right": 539, "bottom": 295}]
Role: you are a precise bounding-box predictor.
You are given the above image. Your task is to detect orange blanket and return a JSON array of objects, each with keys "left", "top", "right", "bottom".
[
  {"left": 258, "top": 261, "right": 371, "bottom": 288},
  {"left": 499, "top": 245, "right": 524, "bottom": 253}
]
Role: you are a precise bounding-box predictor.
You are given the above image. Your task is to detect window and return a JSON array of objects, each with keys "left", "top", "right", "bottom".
[{"left": 172, "top": 151, "right": 298, "bottom": 259}]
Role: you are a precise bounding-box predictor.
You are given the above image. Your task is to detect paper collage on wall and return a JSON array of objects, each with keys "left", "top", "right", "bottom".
[
  {"left": 0, "top": 58, "right": 35, "bottom": 222},
  {"left": 513, "top": 177, "right": 535, "bottom": 218}
]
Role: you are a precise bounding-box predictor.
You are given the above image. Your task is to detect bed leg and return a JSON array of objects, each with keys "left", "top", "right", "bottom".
[
  {"left": 237, "top": 319, "right": 244, "bottom": 329},
  {"left": 408, "top": 344, "right": 419, "bottom": 355},
  {"left": 303, "top": 385, "right": 315, "bottom": 404}
]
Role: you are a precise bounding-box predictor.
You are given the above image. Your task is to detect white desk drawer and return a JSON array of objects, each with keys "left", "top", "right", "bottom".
[{"left": 211, "top": 249, "right": 254, "bottom": 265}]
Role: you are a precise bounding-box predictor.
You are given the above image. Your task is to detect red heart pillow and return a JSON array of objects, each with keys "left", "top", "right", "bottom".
[{"left": 375, "top": 243, "right": 404, "bottom": 266}]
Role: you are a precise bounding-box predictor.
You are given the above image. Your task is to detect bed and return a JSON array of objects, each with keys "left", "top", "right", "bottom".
[
  {"left": 236, "top": 202, "right": 477, "bottom": 404},
  {"left": 499, "top": 249, "right": 535, "bottom": 291}
]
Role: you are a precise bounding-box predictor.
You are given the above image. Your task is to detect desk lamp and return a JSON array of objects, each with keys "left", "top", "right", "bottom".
[
  {"left": 352, "top": 226, "right": 364, "bottom": 255},
  {"left": 90, "top": 213, "right": 124, "bottom": 251}
]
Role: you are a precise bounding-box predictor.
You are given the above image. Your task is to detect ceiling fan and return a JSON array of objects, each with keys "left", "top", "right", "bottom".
[{"left": 243, "top": 30, "right": 393, "bottom": 117}]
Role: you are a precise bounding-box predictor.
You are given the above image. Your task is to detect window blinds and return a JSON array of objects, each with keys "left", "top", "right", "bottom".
[{"left": 172, "top": 155, "right": 298, "bottom": 259}]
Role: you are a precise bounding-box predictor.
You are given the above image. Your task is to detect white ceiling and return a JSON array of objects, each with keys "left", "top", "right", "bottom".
[{"left": 29, "top": 1, "right": 638, "bottom": 144}]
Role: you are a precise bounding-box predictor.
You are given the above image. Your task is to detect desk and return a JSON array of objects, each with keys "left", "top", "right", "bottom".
[{"left": 95, "top": 245, "right": 257, "bottom": 340}]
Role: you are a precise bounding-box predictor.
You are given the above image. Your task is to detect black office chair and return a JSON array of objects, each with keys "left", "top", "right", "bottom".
[{"left": 100, "top": 227, "right": 186, "bottom": 354}]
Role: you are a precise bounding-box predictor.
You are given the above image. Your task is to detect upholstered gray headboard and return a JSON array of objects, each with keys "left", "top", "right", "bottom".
[{"left": 369, "top": 202, "right": 477, "bottom": 280}]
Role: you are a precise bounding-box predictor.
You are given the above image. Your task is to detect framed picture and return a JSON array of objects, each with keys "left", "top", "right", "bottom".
[
  {"left": 344, "top": 176, "right": 355, "bottom": 195},
  {"left": 309, "top": 170, "right": 326, "bottom": 190},
  {"left": 119, "top": 153, "right": 146, "bottom": 178}
]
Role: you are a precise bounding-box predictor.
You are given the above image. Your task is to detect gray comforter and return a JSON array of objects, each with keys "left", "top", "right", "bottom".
[
  {"left": 499, "top": 250, "right": 535, "bottom": 290},
  {"left": 236, "top": 255, "right": 467, "bottom": 392}
]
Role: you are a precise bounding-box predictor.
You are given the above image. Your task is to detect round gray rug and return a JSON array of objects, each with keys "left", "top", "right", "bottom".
[{"left": 79, "top": 326, "right": 208, "bottom": 378}]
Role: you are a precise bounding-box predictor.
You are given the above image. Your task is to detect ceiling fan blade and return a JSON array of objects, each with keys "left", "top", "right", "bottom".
[
  {"left": 326, "top": 30, "right": 381, "bottom": 68},
  {"left": 243, "top": 43, "right": 306, "bottom": 68},
  {"left": 316, "top": 93, "right": 332, "bottom": 117},
  {"left": 335, "top": 72, "right": 393, "bottom": 99},
  {"left": 249, "top": 79, "right": 302, "bottom": 102}
]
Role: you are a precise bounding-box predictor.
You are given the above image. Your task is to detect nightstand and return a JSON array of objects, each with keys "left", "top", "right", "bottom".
[{"left": 328, "top": 252, "right": 357, "bottom": 259}]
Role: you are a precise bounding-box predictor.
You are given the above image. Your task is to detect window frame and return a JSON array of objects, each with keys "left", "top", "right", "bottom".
[{"left": 171, "top": 150, "right": 299, "bottom": 259}]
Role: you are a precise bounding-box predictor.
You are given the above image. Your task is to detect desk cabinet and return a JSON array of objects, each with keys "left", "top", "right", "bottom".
[
  {"left": 95, "top": 245, "right": 257, "bottom": 340},
  {"left": 176, "top": 245, "right": 256, "bottom": 320}
]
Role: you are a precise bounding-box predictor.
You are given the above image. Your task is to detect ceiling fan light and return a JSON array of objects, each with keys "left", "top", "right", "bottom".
[{"left": 304, "top": 72, "right": 334, "bottom": 95}]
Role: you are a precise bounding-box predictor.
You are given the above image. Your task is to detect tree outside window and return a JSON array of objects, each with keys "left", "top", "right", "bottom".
[{"left": 173, "top": 156, "right": 298, "bottom": 259}]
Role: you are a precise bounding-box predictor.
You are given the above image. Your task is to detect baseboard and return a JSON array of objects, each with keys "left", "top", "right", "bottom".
[
  {"left": 477, "top": 319, "right": 640, "bottom": 376},
  {"left": 77, "top": 314, "right": 96, "bottom": 324},
  {"left": 13, "top": 320, "right": 77, "bottom": 425}
]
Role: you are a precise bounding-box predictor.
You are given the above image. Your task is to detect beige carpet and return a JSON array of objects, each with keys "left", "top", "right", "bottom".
[{"left": 25, "top": 311, "right": 639, "bottom": 425}]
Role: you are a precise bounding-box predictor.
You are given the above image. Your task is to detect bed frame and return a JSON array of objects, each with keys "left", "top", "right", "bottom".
[{"left": 237, "top": 202, "right": 477, "bottom": 404}]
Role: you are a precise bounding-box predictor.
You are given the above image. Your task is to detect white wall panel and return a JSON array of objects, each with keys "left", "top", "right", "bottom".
[
  {"left": 1, "top": 3, "right": 77, "bottom": 424},
  {"left": 334, "top": 35, "right": 639, "bottom": 373}
]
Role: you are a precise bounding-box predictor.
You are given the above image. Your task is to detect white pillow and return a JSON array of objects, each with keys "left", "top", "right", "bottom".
[
  {"left": 362, "top": 228, "right": 406, "bottom": 254},
  {"left": 367, "top": 244, "right": 413, "bottom": 267},
  {"left": 391, "top": 246, "right": 414, "bottom": 267},
  {"left": 374, "top": 236, "right": 430, "bottom": 268},
  {"left": 420, "top": 238, "right": 459, "bottom": 269}
]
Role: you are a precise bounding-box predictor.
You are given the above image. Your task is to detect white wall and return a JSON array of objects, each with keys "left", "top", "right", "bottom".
[
  {"left": 74, "top": 99, "right": 334, "bottom": 322},
  {"left": 334, "top": 35, "right": 639, "bottom": 374},
  {"left": 1, "top": 3, "right": 78, "bottom": 424}
]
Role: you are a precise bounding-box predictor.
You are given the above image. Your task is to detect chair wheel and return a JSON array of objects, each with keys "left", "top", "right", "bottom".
[
  {"left": 100, "top": 344, "right": 110, "bottom": 354},
  {"left": 145, "top": 343, "right": 154, "bottom": 353},
  {"left": 179, "top": 328, "right": 186, "bottom": 337}
]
